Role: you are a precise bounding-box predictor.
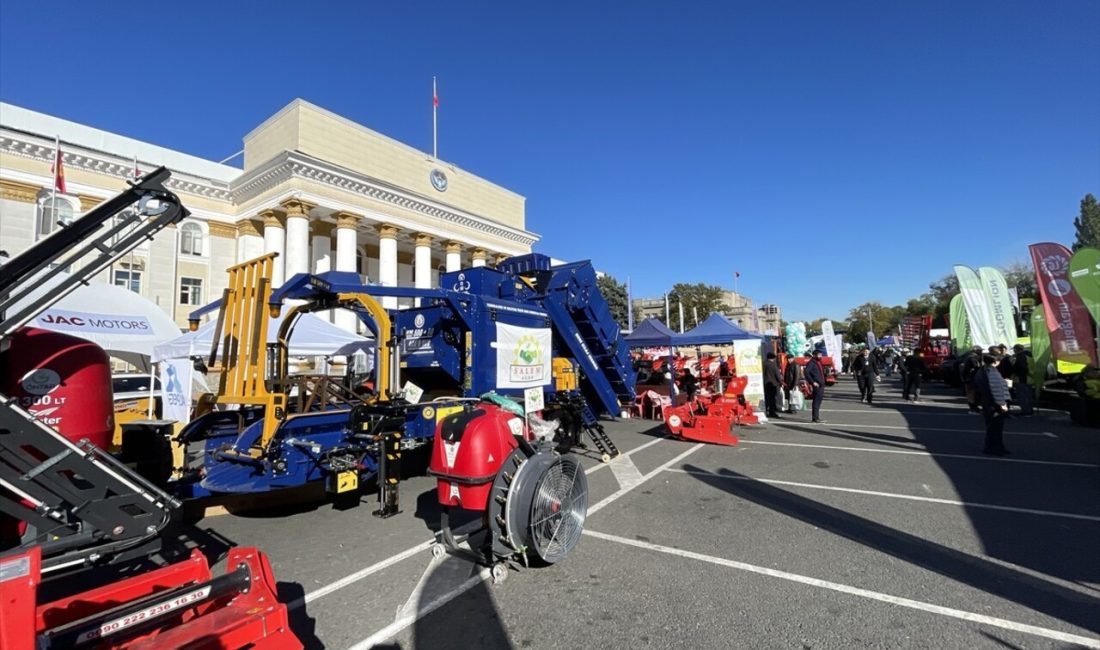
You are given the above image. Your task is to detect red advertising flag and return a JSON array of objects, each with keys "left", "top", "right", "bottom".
[
  {"left": 52, "top": 140, "right": 67, "bottom": 194},
  {"left": 1029, "top": 242, "right": 1098, "bottom": 367}
]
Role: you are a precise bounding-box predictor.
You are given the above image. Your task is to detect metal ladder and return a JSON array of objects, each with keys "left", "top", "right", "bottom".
[{"left": 0, "top": 167, "right": 189, "bottom": 571}]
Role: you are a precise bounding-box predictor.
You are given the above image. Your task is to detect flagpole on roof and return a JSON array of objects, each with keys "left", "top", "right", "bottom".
[{"left": 432, "top": 77, "right": 438, "bottom": 159}]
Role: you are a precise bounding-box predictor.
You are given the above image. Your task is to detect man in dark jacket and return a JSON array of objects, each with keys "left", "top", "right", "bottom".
[
  {"left": 1011, "top": 344, "right": 1034, "bottom": 416},
  {"left": 763, "top": 352, "right": 783, "bottom": 418},
  {"left": 904, "top": 350, "right": 927, "bottom": 402},
  {"left": 783, "top": 358, "right": 804, "bottom": 414},
  {"left": 679, "top": 368, "right": 697, "bottom": 402},
  {"left": 804, "top": 349, "right": 827, "bottom": 423},
  {"left": 852, "top": 348, "right": 879, "bottom": 403},
  {"left": 961, "top": 346, "right": 984, "bottom": 412},
  {"left": 896, "top": 349, "right": 910, "bottom": 398},
  {"left": 975, "top": 353, "right": 1011, "bottom": 455}
]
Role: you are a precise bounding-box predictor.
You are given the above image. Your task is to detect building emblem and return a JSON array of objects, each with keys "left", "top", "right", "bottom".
[{"left": 430, "top": 169, "right": 448, "bottom": 192}]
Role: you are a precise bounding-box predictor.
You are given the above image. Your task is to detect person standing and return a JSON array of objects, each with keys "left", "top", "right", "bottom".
[
  {"left": 1012, "top": 344, "right": 1034, "bottom": 416},
  {"left": 897, "top": 349, "right": 911, "bottom": 399},
  {"left": 763, "top": 352, "right": 783, "bottom": 418},
  {"left": 905, "top": 350, "right": 927, "bottom": 402},
  {"left": 961, "top": 346, "right": 984, "bottom": 412},
  {"left": 852, "top": 348, "right": 879, "bottom": 403},
  {"left": 805, "top": 349, "right": 827, "bottom": 423},
  {"left": 975, "top": 353, "right": 1011, "bottom": 455},
  {"left": 679, "top": 368, "right": 697, "bottom": 403},
  {"left": 783, "top": 357, "right": 804, "bottom": 414}
]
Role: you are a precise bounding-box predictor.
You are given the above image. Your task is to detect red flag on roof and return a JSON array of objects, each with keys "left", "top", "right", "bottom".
[{"left": 52, "top": 138, "right": 66, "bottom": 194}]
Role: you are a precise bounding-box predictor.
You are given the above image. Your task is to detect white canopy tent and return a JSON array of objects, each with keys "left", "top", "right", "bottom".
[
  {"left": 152, "top": 312, "right": 373, "bottom": 364},
  {"left": 3, "top": 257, "right": 183, "bottom": 371}
]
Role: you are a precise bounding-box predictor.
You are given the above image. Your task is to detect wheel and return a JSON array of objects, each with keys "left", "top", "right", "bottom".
[
  {"left": 431, "top": 543, "right": 447, "bottom": 559},
  {"left": 601, "top": 453, "right": 611, "bottom": 464},
  {"left": 490, "top": 562, "right": 509, "bottom": 585}
]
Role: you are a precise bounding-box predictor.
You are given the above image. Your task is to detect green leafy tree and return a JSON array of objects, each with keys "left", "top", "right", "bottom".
[
  {"left": 667, "top": 283, "right": 726, "bottom": 328},
  {"left": 596, "top": 274, "right": 631, "bottom": 330},
  {"left": 1073, "top": 193, "right": 1100, "bottom": 251},
  {"left": 845, "top": 302, "right": 905, "bottom": 344},
  {"left": 1001, "top": 261, "right": 1037, "bottom": 302}
]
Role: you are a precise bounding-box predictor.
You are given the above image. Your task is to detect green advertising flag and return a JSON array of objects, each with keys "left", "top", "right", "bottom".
[
  {"left": 1069, "top": 247, "right": 1100, "bottom": 326},
  {"left": 949, "top": 294, "right": 971, "bottom": 352},
  {"left": 1029, "top": 306, "right": 1051, "bottom": 395},
  {"left": 978, "top": 266, "right": 1018, "bottom": 347}
]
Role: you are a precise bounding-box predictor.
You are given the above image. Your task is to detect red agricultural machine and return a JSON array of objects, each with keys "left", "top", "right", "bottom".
[
  {"left": 0, "top": 170, "right": 301, "bottom": 649},
  {"left": 662, "top": 376, "right": 759, "bottom": 446}
]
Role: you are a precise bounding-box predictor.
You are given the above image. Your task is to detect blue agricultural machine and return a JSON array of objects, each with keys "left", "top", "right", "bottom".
[{"left": 171, "top": 253, "right": 636, "bottom": 567}]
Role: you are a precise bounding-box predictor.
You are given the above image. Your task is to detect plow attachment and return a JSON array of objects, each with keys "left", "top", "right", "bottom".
[
  {"left": 0, "top": 546, "right": 302, "bottom": 650},
  {"left": 663, "top": 377, "right": 760, "bottom": 447}
]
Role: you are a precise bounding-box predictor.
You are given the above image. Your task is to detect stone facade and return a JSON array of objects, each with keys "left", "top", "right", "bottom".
[{"left": 0, "top": 100, "right": 537, "bottom": 329}]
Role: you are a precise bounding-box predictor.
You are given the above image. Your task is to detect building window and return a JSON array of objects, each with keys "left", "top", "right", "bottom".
[
  {"left": 113, "top": 268, "right": 142, "bottom": 293},
  {"left": 35, "top": 193, "right": 76, "bottom": 239},
  {"left": 180, "top": 222, "right": 204, "bottom": 256},
  {"left": 179, "top": 277, "right": 203, "bottom": 305}
]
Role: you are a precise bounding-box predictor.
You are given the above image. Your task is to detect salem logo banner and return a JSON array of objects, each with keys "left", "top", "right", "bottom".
[{"left": 494, "top": 323, "right": 552, "bottom": 389}]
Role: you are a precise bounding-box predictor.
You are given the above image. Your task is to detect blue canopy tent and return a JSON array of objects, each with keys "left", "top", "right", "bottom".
[
  {"left": 622, "top": 318, "right": 679, "bottom": 403},
  {"left": 677, "top": 312, "right": 763, "bottom": 345},
  {"left": 623, "top": 317, "right": 679, "bottom": 347}
]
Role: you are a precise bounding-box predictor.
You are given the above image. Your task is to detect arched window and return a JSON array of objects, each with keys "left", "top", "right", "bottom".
[
  {"left": 35, "top": 192, "right": 76, "bottom": 239},
  {"left": 180, "top": 222, "right": 204, "bottom": 256}
]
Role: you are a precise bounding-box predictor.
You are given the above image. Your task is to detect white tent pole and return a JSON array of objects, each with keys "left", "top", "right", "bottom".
[{"left": 147, "top": 363, "right": 157, "bottom": 418}]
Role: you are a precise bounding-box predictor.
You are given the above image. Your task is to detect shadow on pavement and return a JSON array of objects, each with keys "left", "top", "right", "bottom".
[
  {"left": 279, "top": 582, "right": 323, "bottom": 650},
  {"left": 682, "top": 463, "right": 1100, "bottom": 634}
]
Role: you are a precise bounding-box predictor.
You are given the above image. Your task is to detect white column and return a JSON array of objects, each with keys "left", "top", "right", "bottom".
[
  {"left": 312, "top": 222, "right": 333, "bottom": 321},
  {"left": 261, "top": 210, "right": 286, "bottom": 286},
  {"left": 414, "top": 233, "right": 433, "bottom": 289},
  {"left": 471, "top": 248, "right": 487, "bottom": 268},
  {"left": 378, "top": 223, "right": 399, "bottom": 310},
  {"left": 236, "top": 218, "right": 264, "bottom": 263},
  {"left": 445, "top": 241, "right": 462, "bottom": 273},
  {"left": 413, "top": 233, "right": 432, "bottom": 307},
  {"left": 312, "top": 223, "right": 333, "bottom": 274},
  {"left": 282, "top": 198, "right": 313, "bottom": 283},
  {"left": 333, "top": 212, "right": 361, "bottom": 332}
]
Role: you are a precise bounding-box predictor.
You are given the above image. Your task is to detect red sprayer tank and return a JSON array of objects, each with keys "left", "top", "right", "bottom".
[
  {"left": 429, "top": 403, "right": 522, "bottom": 511},
  {"left": 0, "top": 327, "right": 114, "bottom": 450}
]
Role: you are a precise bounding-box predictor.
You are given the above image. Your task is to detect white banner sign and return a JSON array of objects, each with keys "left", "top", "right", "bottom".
[
  {"left": 494, "top": 323, "right": 552, "bottom": 389},
  {"left": 733, "top": 339, "right": 765, "bottom": 417},
  {"left": 160, "top": 359, "right": 192, "bottom": 423},
  {"left": 821, "top": 320, "right": 840, "bottom": 361},
  {"left": 36, "top": 309, "right": 155, "bottom": 335}
]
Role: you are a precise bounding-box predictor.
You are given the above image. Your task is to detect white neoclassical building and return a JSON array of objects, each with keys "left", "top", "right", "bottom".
[{"left": 0, "top": 100, "right": 538, "bottom": 331}]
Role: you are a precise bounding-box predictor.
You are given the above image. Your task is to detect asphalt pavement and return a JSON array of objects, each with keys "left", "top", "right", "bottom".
[{"left": 194, "top": 375, "right": 1100, "bottom": 649}]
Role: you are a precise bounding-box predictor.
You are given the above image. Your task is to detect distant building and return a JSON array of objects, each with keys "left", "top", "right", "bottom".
[
  {"left": 635, "top": 297, "right": 666, "bottom": 322},
  {"left": 0, "top": 100, "right": 536, "bottom": 331},
  {"left": 632, "top": 291, "right": 783, "bottom": 336}
]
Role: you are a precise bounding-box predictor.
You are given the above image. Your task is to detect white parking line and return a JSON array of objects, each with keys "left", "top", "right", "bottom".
[
  {"left": 662, "top": 468, "right": 1100, "bottom": 522},
  {"left": 822, "top": 409, "right": 973, "bottom": 416},
  {"left": 792, "top": 421, "right": 1056, "bottom": 438},
  {"left": 321, "top": 435, "right": 676, "bottom": 647},
  {"left": 739, "top": 440, "right": 1100, "bottom": 468},
  {"left": 346, "top": 573, "right": 488, "bottom": 650},
  {"left": 583, "top": 529, "right": 1100, "bottom": 649},
  {"left": 589, "top": 444, "right": 703, "bottom": 515},
  {"left": 608, "top": 453, "right": 646, "bottom": 490}
]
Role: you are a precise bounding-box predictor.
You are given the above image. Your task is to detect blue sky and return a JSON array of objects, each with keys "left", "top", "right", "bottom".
[{"left": 2, "top": 1, "right": 1097, "bottom": 321}]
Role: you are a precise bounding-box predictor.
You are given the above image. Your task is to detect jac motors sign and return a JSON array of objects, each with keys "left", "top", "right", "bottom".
[{"left": 36, "top": 309, "right": 154, "bottom": 335}]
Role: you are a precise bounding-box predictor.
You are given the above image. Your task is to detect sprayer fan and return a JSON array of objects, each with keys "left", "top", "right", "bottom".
[{"left": 505, "top": 453, "right": 588, "bottom": 564}]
